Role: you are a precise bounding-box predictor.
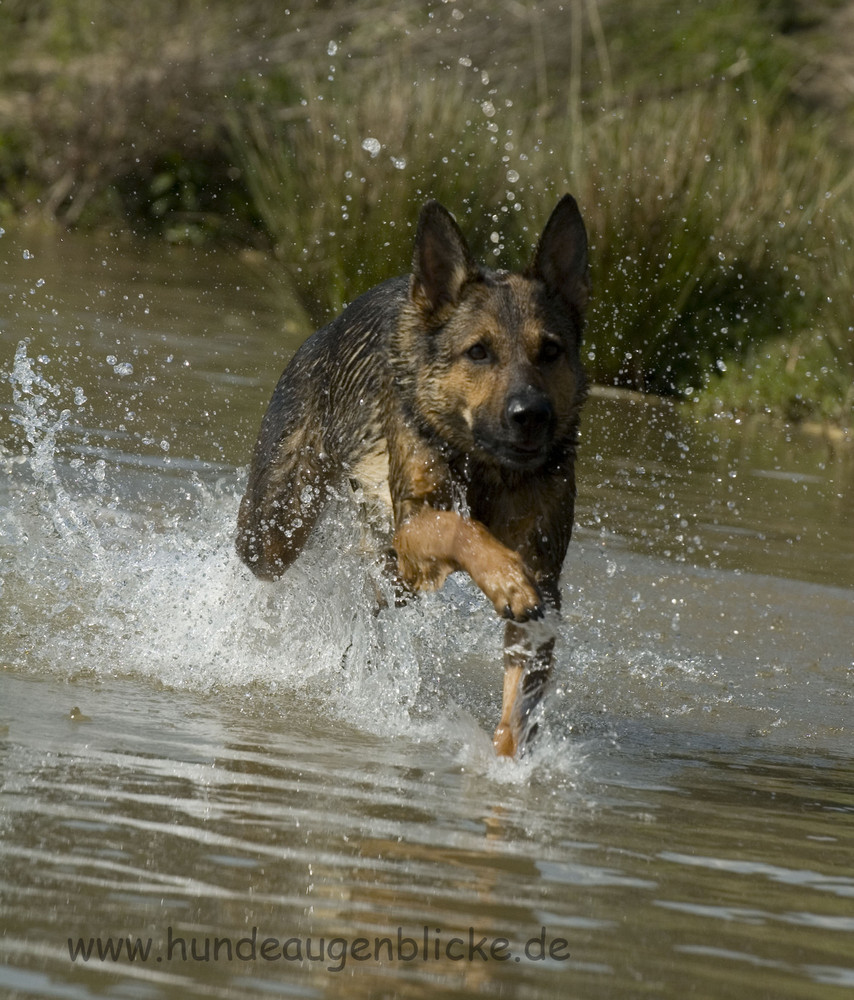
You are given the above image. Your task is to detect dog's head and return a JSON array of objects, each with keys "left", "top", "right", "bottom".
[{"left": 396, "top": 196, "right": 589, "bottom": 473}]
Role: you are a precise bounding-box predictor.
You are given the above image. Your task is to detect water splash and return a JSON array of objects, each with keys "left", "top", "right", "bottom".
[
  {"left": 4, "top": 342, "right": 805, "bottom": 776},
  {"left": 0, "top": 343, "right": 468, "bottom": 746},
  {"left": 7, "top": 341, "right": 103, "bottom": 560}
]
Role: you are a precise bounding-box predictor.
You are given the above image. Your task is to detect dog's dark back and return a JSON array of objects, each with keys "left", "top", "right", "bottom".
[
  {"left": 237, "top": 277, "right": 408, "bottom": 576},
  {"left": 247, "top": 277, "right": 406, "bottom": 472}
]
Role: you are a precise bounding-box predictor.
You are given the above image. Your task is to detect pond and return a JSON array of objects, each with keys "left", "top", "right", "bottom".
[{"left": 1, "top": 229, "right": 852, "bottom": 1000}]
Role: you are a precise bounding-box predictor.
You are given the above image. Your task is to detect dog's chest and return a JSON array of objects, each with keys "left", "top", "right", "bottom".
[{"left": 349, "top": 437, "right": 392, "bottom": 514}]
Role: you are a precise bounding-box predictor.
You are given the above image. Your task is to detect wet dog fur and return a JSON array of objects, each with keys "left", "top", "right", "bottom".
[{"left": 237, "top": 196, "right": 589, "bottom": 757}]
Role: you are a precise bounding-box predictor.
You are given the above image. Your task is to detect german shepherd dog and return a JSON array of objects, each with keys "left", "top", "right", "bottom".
[{"left": 237, "top": 196, "right": 589, "bottom": 757}]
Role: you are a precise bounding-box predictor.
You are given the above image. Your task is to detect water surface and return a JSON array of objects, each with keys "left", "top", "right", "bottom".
[{"left": 1, "top": 230, "right": 852, "bottom": 999}]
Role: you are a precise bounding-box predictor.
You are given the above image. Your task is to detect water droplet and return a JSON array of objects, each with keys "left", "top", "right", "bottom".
[
  {"left": 481, "top": 100, "right": 496, "bottom": 118},
  {"left": 361, "top": 137, "right": 381, "bottom": 157},
  {"left": 506, "top": 169, "right": 520, "bottom": 184},
  {"left": 390, "top": 155, "right": 407, "bottom": 170},
  {"left": 22, "top": 249, "right": 32, "bottom": 260},
  {"left": 327, "top": 40, "right": 338, "bottom": 56}
]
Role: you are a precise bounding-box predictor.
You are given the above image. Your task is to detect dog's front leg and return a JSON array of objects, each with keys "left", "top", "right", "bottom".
[
  {"left": 393, "top": 508, "right": 544, "bottom": 622},
  {"left": 493, "top": 622, "right": 555, "bottom": 757}
]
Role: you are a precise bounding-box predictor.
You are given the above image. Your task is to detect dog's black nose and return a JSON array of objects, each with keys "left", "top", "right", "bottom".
[{"left": 505, "top": 391, "right": 553, "bottom": 437}]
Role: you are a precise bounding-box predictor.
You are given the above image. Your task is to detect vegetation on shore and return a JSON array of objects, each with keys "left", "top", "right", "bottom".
[{"left": 1, "top": 0, "right": 852, "bottom": 430}]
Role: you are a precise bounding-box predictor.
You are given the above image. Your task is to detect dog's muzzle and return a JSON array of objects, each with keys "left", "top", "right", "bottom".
[
  {"left": 472, "top": 389, "right": 555, "bottom": 469},
  {"left": 506, "top": 388, "right": 553, "bottom": 442}
]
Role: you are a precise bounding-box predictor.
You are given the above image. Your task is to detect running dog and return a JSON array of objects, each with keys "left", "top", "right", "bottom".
[{"left": 237, "top": 196, "right": 589, "bottom": 756}]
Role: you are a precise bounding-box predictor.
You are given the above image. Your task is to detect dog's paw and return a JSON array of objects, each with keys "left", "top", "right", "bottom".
[{"left": 481, "top": 554, "right": 543, "bottom": 623}]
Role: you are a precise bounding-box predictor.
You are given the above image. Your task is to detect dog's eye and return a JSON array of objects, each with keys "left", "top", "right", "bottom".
[
  {"left": 540, "top": 340, "right": 563, "bottom": 363},
  {"left": 465, "top": 343, "right": 490, "bottom": 363}
]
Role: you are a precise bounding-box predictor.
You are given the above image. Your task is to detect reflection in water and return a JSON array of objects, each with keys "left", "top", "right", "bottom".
[{"left": 0, "top": 232, "right": 852, "bottom": 999}]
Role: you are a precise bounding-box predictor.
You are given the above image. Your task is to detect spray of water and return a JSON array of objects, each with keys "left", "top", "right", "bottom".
[
  {"left": 8, "top": 341, "right": 104, "bottom": 559},
  {"left": 3, "top": 342, "right": 735, "bottom": 783},
  {"left": 2, "top": 342, "right": 532, "bottom": 765}
]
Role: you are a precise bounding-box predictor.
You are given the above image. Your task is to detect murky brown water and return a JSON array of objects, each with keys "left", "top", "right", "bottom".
[{"left": 1, "top": 229, "right": 852, "bottom": 999}]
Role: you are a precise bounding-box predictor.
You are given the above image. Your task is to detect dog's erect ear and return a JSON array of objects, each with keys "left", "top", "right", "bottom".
[
  {"left": 411, "top": 201, "right": 479, "bottom": 317},
  {"left": 529, "top": 194, "right": 590, "bottom": 312}
]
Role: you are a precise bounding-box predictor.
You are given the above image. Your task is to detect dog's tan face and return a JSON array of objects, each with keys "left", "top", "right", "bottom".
[
  {"left": 412, "top": 273, "right": 586, "bottom": 471},
  {"left": 398, "top": 196, "right": 589, "bottom": 473}
]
